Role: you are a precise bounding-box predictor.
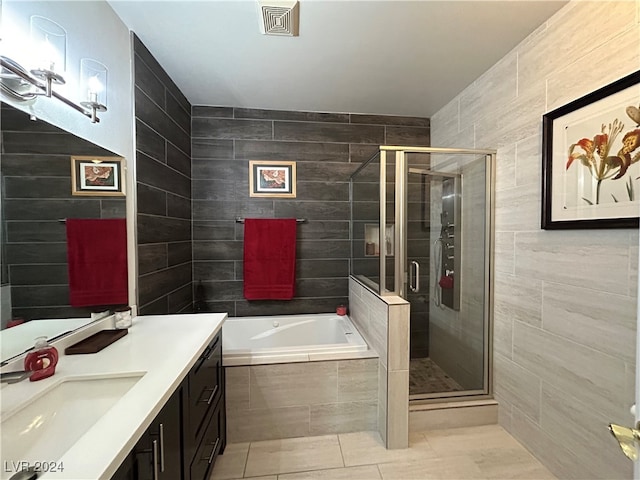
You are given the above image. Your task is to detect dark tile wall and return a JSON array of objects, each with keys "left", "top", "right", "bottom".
[
  {"left": 1, "top": 103, "right": 126, "bottom": 320},
  {"left": 133, "top": 34, "right": 193, "bottom": 315},
  {"left": 191, "top": 107, "right": 430, "bottom": 322}
]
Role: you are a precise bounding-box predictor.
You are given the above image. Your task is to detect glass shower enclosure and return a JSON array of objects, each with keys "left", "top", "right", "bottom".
[{"left": 350, "top": 146, "right": 496, "bottom": 402}]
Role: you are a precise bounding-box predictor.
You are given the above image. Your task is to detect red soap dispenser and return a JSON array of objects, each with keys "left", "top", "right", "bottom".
[{"left": 24, "top": 336, "right": 59, "bottom": 381}]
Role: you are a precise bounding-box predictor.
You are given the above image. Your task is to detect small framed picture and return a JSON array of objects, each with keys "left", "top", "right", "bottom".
[
  {"left": 71, "top": 156, "right": 125, "bottom": 196},
  {"left": 249, "top": 160, "right": 296, "bottom": 198}
]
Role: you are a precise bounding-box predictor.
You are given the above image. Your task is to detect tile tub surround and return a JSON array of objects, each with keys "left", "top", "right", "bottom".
[
  {"left": 225, "top": 358, "right": 379, "bottom": 442},
  {"left": 349, "top": 276, "right": 410, "bottom": 449},
  {"left": 430, "top": 1, "right": 640, "bottom": 478},
  {"left": 210, "top": 425, "right": 556, "bottom": 480},
  {"left": 134, "top": 34, "right": 193, "bottom": 315},
  {"left": 191, "top": 107, "right": 429, "bottom": 317}
]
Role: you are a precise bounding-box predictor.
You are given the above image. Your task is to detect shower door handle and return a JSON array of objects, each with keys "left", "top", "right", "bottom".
[{"left": 409, "top": 261, "right": 420, "bottom": 293}]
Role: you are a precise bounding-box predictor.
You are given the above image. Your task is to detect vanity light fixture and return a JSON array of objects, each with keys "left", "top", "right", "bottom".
[{"left": 0, "top": 16, "right": 108, "bottom": 123}]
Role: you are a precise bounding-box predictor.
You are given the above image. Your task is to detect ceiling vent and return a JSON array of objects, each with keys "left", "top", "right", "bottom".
[{"left": 258, "top": 0, "right": 299, "bottom": 36}]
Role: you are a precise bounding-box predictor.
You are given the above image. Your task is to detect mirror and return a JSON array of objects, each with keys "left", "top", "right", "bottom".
[{"left": 0, "top": 101, "right": 127, "bottom": 364}]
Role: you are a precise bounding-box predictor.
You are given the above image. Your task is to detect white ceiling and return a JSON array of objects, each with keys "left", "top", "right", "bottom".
[{"left": 108, "top": 0, "right": 568, "bottom": 117}]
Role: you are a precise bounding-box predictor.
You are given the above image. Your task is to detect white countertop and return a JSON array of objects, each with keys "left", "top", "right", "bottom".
[{"left": 0, "top": 312, "right": 227, "bottom": 480}]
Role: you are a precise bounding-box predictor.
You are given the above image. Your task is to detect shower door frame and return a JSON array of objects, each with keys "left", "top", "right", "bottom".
[{"left": 379, "top": 146, "right": 497, "bottom": 401}]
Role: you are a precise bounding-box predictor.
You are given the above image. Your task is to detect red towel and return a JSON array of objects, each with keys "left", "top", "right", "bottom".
[
  {"left": 243, "top": 218, "right": 297, "bottom": 300},
  {"left": 66, "top": 219, "right": 128, "bottom": 307}
]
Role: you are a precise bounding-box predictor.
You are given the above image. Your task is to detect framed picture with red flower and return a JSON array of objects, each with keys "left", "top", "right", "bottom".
[
  {"left": 542, "top": 70, "right": 640, "bottom": 229},
  {"left": 249, "top": 160, "right": 297, "bottom": 198},
  {"left": 71, "top": 155, "right": 125, "bottom": 196}
]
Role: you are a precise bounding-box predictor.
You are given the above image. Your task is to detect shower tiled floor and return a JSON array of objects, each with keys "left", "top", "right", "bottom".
[
  {"left": 209, "top": 424, "right": 557, "bottom": 480},
  {"left": 409, "top": 357, "right": 463, "bottom": 395}
]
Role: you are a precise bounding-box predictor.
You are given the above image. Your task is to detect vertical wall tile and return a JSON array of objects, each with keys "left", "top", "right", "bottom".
[
  {"left": 514, "top": 230, "right": 630, "bottom": 295},
  {"left": 546, "top": 25, "right": 640, "bottom": 112},
  {"left": 494, "top": 273, "right": 542, "bottom": 328},
  {"left": 226, "top": 366, "right": 250, "bottom": 411},
  {"left": 192, "top": 108, "right": 426, "bottom": 315},
  {"left": 134, "top": 35, "right": 192, "bottom": 313},
  {"left": 430, "top": 96, "right": 459, "bottom": 140},
  {"left": 388, "top": 303, "right": 410, "bottom": 372},
  {"left": 250, "top": 362, "right": 337, "bottom": 408},
  {"left": 542, "top": 282, "right": 636, "bottom": 364},
  {"left": 431, "top": 4, "right": 640, "bottom": 479},
  {"left": 495, "top": 232, "right": 515, "bottom": 275},
  {"left": 495, "top": 176, "right": 540, "bottom": 233},
  {"left": 540, "top": 383, "right": 631, "bottom": 479},
  {"left": 495, "top": 144, "right": 516, "bottom": 192},
  {"left": 459, "top": 53, "right": 518, "bottom": 132},
  {"left": 513, "top": 321, "right": 627, "bottom": 419},
  {"left": 518, "top": 2, "right": 635, "bottom": 90},
  {"left": 338, "top": 359, "right": 379, "bottom": 402},
  {"left": 378, "top": 362, "right": 388, "bottom": 445},
  {"left": 310, "top": 401, "right": 377, "bottom": 435},
  {"left": 514, "top": 134, "right": 541, "bottom": 187},
  {"left": 494, "top": 353, "right": 541, "bottom": 422},
  {"left": 510, "top": 406, "right": 590, "bottom": 480},
  {"left": 227, "top": 405, "right": 310, "bottom": 443},
  {"left": 386, "top": 370, "right": 409, "bottom": 449}
]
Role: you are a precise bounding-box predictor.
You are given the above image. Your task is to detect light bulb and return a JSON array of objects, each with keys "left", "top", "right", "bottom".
[
  {"left": 88, "top": 75, "right": 103, "bottom": 94},
  {"left": 87, "top": 75, "right": 103, "bottom": 103},
  {"left": 41, "top": 35, "right": 59, "bottom": 71}
]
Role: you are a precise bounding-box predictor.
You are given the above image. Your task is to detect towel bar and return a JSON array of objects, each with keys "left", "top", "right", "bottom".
[{"left": 235, "top": 217, "right": 306, "bottom": 223}]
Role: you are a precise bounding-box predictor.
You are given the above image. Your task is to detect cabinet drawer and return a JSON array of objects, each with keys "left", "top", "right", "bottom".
[
  {"left": 188, "top": 333, "right": 222, "bottom": 441},
  {"left": 189, "top": 400, "right": 224, "bottom": 480}
]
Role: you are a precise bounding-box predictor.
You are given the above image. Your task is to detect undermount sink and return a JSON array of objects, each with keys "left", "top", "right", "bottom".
[{"left": 0, "top": 374, "right": 144, "bottom": 479}]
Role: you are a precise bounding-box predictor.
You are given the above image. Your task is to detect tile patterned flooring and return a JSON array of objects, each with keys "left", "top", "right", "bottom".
[
  {"left": 409, "top": 358, "right": 463, "bottom": 396},
  {"left": 210, "top": 424, "right": 557, "bottom": 480}
]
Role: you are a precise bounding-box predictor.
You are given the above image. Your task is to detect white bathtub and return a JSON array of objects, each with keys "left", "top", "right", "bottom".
[{"left": 222, "top": 313, "right": 372, "bottom": 366}]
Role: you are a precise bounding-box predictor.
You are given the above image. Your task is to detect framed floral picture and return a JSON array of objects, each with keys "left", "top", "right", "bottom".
[
  {"left": 542, "top": 70, "right": 640, "bottom": 229},
  {"left": 249, "top": 160, "right": 296, "bottom": 198},
  {"left": 71, "top": 156, "right": 125, "bottom": 196}
]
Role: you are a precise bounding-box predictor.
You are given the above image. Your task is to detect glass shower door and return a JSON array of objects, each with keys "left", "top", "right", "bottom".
[{"left": 396, "top": 148, "right": 494, "bottom": 401}]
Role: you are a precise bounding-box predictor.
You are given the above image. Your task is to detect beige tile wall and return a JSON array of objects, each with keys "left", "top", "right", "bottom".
[
  {"left": 430, "top": 1, "right": 640, "bottom": 478},
  {"left": 226, "top": 358, "right": 378, "bottom": 442},
  {"left": 349, "top": 276, "right": 410, "bottom": 449}
]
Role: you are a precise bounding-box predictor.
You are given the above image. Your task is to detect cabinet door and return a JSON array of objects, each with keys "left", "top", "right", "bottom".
[
  {"left": 110, "top": 450, "right": 136, "bottom": 480},
  {"left": 189, "top": 336, "right": 222, "bottom": 441},
  {"left": 134, "top": 388, "right": 183, "bottom": 480},
  {"left": 189, "top": 399, "right": 224, "bottom": 480},
  {"left": 153, "top": 389, "right": 182, "bottom": 480},
  {"left": 184, "top": 333, "right": 222, "bottom": 472}
]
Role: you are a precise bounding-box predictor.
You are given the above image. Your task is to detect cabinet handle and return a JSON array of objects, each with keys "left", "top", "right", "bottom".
[
  {"left": 204, "top": 347, "right": 216, "bottom": 361},
  {"left": 201, "top": 346, "right": 212, "bottom": 361},
  {"left": 201, "top": 437, "right": 220, "bottom": 464},
  {"left": 199, "top": 384, "right": 219, "bottom": 405},
  {"left": 159, "top": 423, "right": 165, "bottom": 473},
  {"left": 152, "top": 439, "right": 159, "bottom": 480}
]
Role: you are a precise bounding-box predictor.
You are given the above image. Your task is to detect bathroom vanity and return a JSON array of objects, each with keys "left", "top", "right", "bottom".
[{"left": 0, "top": 313, "right": 226, "bottom": 480}]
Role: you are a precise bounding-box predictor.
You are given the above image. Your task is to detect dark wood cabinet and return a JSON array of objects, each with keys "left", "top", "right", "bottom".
[
  {"left": 183, "top": 331, "right": 225, "bottom": 480},
  {"left": 111, "top": 330, "right": 225, "bottom": 480},
  {"left": 130, "top": 386, "right": 183, "bottom": 480}
]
